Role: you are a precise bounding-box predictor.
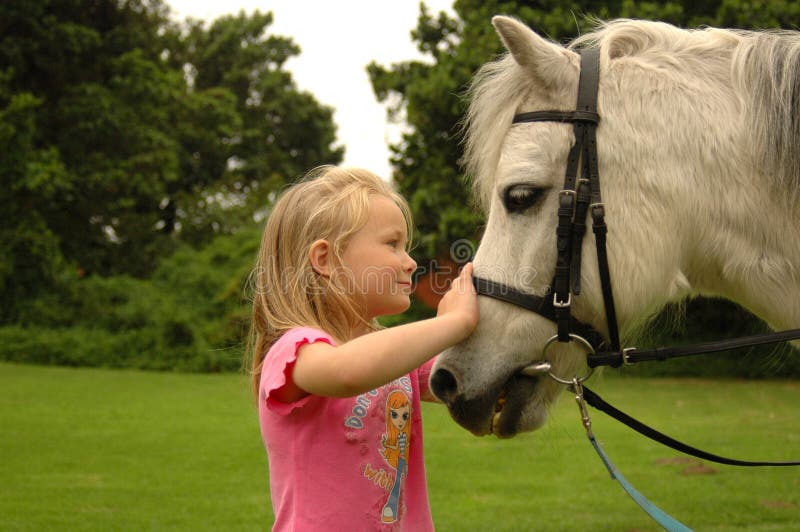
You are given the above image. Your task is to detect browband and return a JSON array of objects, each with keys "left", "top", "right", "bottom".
[{"left": 513, "top": 110, "right": 600, "bottom": 124}]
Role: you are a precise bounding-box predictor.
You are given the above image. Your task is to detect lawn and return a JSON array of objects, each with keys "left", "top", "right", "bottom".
[{"left": 1, "top": 362, "right": 798, "bottom": 531}]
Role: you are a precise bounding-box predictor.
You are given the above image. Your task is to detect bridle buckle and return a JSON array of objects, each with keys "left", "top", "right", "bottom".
[
  {"left": 621, "top": 347, "right": 637, "bottom": 365},
  {"left": 590, "top": 202, "right": 605, "bottom": 217},
  {"left": 553, "top": 292, "right": 572, "bottom": 308},
  {"left": 559, "top": 189, "right": 577, "bottom": 208}
]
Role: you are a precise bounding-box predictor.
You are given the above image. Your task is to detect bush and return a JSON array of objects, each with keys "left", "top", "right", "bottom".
[
  {"left": 3, "top": 226, "right": 797, "bottom": 378},
  {"left": 0, "top": 227, "right": 260, "bottom": 372}
]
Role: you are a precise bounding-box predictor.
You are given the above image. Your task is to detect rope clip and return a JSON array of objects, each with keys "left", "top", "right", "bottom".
[{"left": 571, "top": 378, "right": 594, "bottom": 438}]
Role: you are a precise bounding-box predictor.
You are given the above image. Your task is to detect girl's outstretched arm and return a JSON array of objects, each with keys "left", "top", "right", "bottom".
[{"left": 284, "top": 263, "right": 478, "bottom": 400}]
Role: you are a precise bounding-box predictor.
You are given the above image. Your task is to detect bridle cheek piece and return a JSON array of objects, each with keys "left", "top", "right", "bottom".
[{"left": 472, "top": 48, "right": 621, "bottom": 362}]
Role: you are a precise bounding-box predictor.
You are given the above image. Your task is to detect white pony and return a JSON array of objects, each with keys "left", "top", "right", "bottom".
[{"left": 431, "top": 16, "right": 800, "bottom": 437}]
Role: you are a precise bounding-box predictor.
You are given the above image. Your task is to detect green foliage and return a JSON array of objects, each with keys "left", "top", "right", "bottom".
[
  {"left": 0, "top": 73, "right": 69, "bottom": 321},
  {"left": 151, "top": 225, "right": 261, "bottom": 352},
  {"left": 0, "top": 0, "right": 341, "bottom": 321},
  {"left": 0, "top": 1, "right": 342, "bottom": 368},
  {"left": 0, "top": 226, "right": 260, "bottom": 371}
]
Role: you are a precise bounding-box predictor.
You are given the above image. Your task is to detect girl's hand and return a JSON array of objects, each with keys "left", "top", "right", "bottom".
[{"left": 436, "top": 262, "right": 479, "bottom": 337}]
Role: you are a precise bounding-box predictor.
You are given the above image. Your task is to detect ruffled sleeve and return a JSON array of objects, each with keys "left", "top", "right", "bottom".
[
  {"left": 417, "top": 356, "right": 438, "bottom": 399},
  {"left": 260, "top": 327, "right": 335, "bottom": 415}
]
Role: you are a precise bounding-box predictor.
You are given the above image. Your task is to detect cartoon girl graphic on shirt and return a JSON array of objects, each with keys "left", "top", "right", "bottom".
[{"left": 379, "top": 389, "right": 411, "bottom": 523}]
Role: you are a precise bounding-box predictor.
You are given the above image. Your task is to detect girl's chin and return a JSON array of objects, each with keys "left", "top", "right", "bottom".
[
  {"left": 371, "top": 296, "right": 411, "bottom": 319},
  {"left": 389, "top": 296, "right": 412, "bottom": 314}
]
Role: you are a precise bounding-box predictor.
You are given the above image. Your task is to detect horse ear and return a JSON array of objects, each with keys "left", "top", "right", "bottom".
[{"left": 492, "top": 16, "right": 576, "bottom": 85}]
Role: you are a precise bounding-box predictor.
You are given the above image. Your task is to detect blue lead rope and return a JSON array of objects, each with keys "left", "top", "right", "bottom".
[
  {"left": 571, "top": 381, "right": 694, "bottom": 532},
  {"left": 587, "top": 434, "right": 693, "bottom": 532}
]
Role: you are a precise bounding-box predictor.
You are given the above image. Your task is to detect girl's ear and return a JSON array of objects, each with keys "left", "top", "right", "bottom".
[{"left": 308, "top": 239, "right": 332, "bottom": 276}]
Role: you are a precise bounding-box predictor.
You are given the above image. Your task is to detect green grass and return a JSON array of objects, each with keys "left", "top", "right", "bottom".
[
  {"left": 424, "top": 376, "right": 800, "bottom": 531},
  {"left": 0, "top": 363, "right": 270, "bottom": 531},
  {"left": 1, "top": 363, "right": 798, "bottom": 531}
]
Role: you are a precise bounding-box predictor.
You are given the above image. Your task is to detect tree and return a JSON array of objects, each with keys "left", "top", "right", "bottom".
[
  {"left": 0, "top": 0, "right": 342, "bottom": 320},
  {"left": 165, "top": 10, "right": 344, "bottom": 246}
]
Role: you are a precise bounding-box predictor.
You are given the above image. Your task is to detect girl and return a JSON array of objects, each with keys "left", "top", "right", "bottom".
[{"left": 247, "top": 166, "right": 478, "bottom": 531}]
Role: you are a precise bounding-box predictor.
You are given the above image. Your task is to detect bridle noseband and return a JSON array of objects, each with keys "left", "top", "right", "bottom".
[{"left": 472, "top": 48, "right": 621, "bottom": 358}]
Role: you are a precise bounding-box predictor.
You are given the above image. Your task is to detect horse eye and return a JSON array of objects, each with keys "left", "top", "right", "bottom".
[{"left": 503, "top": 185, "right": 543, "bottom": 213}]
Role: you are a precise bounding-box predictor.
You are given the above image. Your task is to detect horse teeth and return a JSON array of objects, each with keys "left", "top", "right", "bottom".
[
  {"left": 491, "top": 411, "right": 502, "bottom": 433},
  {"left": 494, "top": 397, "right": 506, "bottom": 413},
  {"left": 494, "top": 389, "right": 507, "bottom": 413}
]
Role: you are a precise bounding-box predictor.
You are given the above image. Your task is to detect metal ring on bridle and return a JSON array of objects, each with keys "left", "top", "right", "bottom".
[{"left": 542, "top": 333, "right": 596, "bottom": 385}]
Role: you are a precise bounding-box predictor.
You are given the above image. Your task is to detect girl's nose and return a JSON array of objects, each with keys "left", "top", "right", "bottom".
[{"left": 404, "top": 252, "right": 417, "bottom": 273}]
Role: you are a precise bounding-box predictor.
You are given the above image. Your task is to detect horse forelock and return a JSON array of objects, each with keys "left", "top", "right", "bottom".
[{"left": 461, "top": 54, "right": 531, "bottom": 211}]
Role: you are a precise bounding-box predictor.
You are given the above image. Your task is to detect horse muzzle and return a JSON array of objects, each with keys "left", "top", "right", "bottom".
[{"left": 430, "top": 356, "right": 553, "bottom": 437}]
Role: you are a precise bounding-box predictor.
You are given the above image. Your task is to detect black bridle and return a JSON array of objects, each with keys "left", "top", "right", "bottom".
[{"left": 470, "top": 47, "right": 800, "bottom": 468}]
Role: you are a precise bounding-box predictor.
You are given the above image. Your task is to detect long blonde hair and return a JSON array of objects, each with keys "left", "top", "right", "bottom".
[{"left": 246, "top": 166, "right": 413, "bottom": 395}]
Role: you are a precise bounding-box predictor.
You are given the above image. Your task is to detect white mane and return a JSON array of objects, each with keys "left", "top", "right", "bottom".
[{"left": 463, "top": 19, "right": 800, "bottom": 209}]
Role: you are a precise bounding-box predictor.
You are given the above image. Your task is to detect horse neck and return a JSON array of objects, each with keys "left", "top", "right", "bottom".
[
  {"left": 685, "top": 175, "right": 800, "bottom": 332},
  {"left": 600, "top": 57, "right": 800, "bottom": 333}
]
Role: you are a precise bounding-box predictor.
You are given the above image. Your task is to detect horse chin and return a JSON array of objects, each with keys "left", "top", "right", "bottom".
[
  {"left": 490, "top": 379, "right": 549, "bottom": 438},
  {"left": 489, "top": 372, "right": 562, "bottom": 437}
]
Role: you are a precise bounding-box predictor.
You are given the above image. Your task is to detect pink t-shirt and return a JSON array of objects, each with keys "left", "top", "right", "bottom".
[{"left": 258, "top": 327, "right": 436, "bottom": 531}]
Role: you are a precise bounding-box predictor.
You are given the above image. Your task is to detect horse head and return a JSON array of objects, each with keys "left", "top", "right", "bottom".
[{"left": 431, "top": 16, "right": 800, "bottom": 437}]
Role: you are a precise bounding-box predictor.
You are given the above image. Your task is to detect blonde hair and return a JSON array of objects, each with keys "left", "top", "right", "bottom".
[{"left": 246, "top": 166, "right": 413, "bottom": 395}]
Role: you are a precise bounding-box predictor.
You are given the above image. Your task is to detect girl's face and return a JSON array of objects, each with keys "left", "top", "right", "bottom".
[
  {"left": 389, "top": 404, "right": 411, "bottom": 430},
  {"left": 341, "top": 195, "right": 417, "bottom": 319}
]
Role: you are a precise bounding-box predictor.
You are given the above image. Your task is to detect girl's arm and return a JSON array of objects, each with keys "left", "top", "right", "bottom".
[
  {"left": 282, "top": 263, "right": 478, "bottom": 400},
  {"left": 420, "top": 387, "right": 442, "bottom": 403}
]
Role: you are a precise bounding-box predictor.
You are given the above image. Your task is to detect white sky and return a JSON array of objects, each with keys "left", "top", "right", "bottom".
[{"left": 167, "top": 0, "right": 455, "bottom": 179}]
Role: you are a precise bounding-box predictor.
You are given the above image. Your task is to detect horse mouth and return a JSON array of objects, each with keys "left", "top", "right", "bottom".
[
  {"left": 491, "top": 390, "right": 507, "bottom": 433},
  {"left": 432, "top": 359, "right": 553, "bottom": 437},
  {"left": 488, "top": 374, "right": 541, "bottom": 438}
]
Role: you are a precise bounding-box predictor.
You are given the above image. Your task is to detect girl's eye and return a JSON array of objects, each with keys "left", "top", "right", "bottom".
[{"left": 387, "top": 240, "right": 399, "bottom": 248}]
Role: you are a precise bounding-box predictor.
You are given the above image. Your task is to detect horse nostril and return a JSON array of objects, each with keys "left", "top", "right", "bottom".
[{"left": 430, "top": 368, "right": 460, "bottom": 406}]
